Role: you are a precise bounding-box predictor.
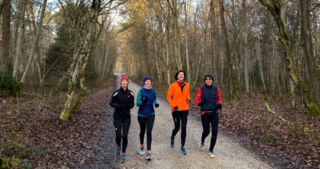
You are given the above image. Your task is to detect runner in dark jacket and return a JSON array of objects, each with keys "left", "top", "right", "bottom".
[
  {"left": 109, "top": 75, "right": 134, "bottom": 162},
  {"left": 195, "top": 74, "right": 222, "bottom": 158},
  {"left": 136, "top": 76, "right": 159, "bottom": 160}
]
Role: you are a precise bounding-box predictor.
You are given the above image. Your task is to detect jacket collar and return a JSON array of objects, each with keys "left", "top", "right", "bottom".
[
  {"left": 120, "top": 87, "right": 128, "bottom": 92},
  {"left": 204, "top": 84, "right": 213, "bottom": 88}
]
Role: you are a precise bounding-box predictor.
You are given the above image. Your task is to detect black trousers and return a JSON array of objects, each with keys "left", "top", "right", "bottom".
[
  {"left": 113, "top": 117, "right": 131, "bottom": 153},
  {"left": 138, "top": 115, "right": 155, "bottom": 151},
  {"left": 201, "top": 112, "right": 219, "bottom": 152},
  {"left": 171, "top": 110, "right": 188, "bottom": 147}
]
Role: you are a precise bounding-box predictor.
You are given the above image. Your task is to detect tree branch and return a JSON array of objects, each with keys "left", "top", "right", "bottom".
[
  {"left": 0, "top": 0, "right": 4, "bottom": 14},
  {"left": 166, "top": 0, "right": 173, "bottom": 12},
  {"left": 311, "top": 3, "right": 320, "bottom": 12}
]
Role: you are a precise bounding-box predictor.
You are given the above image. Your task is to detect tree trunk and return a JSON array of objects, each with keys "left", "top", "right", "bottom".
[
  {"left": 242, "top": 0, "right": 250, "bottom": 94},
  {"left": 168, "top": 0, "right": 183, "bottom": 70},
  {"left": 300, "top": 0, "right": 318, "bottom": 97},
  {"left": 13, "top": 0, "right": 26, "bottom": 79},
  {"left": 166, "top": 7, "right": 171, "bottom": 85},
  {"left": 60, "top": 0, "right": 103, "bottom": 121},
  {"left": 101, "top": 39, "right": 111, "bottom": 79},
  {"left": 219, "top": 0, "right": 234, "bottom": 97},
  {"left": 20, "top": 0, "right": 47, "bottom": 83},
  {"left": 184, "top": 0, "right": 190, "bottom": 82},
  {"left": 256, "top": 40, "right": 267, "bottom": 93},
  {"left": 0, "top": 0, "right": 4, "bottom": 14},
  {"left": 210, "top": 0, "right": 219, "bottom": 78},
  {"left": 0, "top": 0, "right": 10, "bottom": 73},
  {"left": 141, "top": 0, "right": 151, "bottom": 75},
  {"left": 259, "top": 0, "right": 320, "bottom": 114}
]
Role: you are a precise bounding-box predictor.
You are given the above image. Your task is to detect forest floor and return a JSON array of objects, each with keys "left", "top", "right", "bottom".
[
  {"left": 1, "top": 76, "right": 319, "bottom": 169},
  {"left": 0, "top": 79, "right": 117, "bottom": 169}
]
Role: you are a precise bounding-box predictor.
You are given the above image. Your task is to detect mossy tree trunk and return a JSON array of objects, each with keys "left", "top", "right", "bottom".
[
  {"left": 60, "top": 0, "right": 105, "bottom": 121},
  {"left": 258, "top": 0, "right": 320, "bottom": 115}
]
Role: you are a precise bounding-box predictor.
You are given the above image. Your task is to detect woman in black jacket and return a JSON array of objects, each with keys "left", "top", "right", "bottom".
[{"left": 109, "top": 75, "right": 134, "bottom": 162}]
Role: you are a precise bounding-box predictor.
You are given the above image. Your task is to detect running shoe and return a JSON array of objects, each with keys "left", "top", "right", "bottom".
[
  {"left": 115, "top": 146, "right": 121, "bottom": 157},
  {"left": 145, "top": 151, "right": 152, "bottom": 160},
  {"left": 181, "top": 147, "right": 187, "bottom": 155},
  {"left": 120, "top": 153, "right": 126, "bottom": 162},
  {"left": 140, "top": 145, "right": 145, "bottom": 155},
  {"left": 170, "top": 138, "right": 174, "bottom": 148},
  {"left": 209, "top": 151, "right": 216, "bottom": 158},
  {"left": 200, "top": 143, "right": 204, "bottom": 151}
]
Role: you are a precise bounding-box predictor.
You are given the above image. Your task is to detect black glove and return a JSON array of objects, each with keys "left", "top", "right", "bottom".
[
  {"left": 198, "top": 102, "right": 204, "bottom": 107},
  {"left": 217, "top": 104, "right": 222, "bottom": 110},
  {"left": 155, "top": 103, "right": 159, "bottom": 108},
  {"left": 186, "top": 99, "right": 192, "bottom": 104},
  {"left": 142, "top": 96, "right": 148, "bottom": 102},
  {"left": 174, "top": 106, "right": 178, "bottom": 111}
]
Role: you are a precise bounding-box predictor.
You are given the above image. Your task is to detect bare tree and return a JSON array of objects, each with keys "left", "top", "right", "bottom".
[
  {"left": 241, "top": 0, "right": 250, "bottom": 94},
  {"left": 20, "top": 0, "right": 48, "bottom": 83},
  {"left": 219, "top": 0, "right": 235, "bottom": 96},
  {"left": 13, "top": 0, "right": 26, "bottom": 79},
  {"left": 258, "top": 0, "right": 320, "bottom": 114},
  {"left": 300, "top": 0, "right": 318, "bottom": 97},
  {"left": 0, "top": 0, "right": 10, "bottom": 73}
]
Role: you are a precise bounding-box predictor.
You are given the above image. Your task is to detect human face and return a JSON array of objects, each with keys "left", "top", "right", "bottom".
[
  {"left": 177, "top": 72, "right": 185, "bottom": 81},
  {"left": 145, "top": 80, "right": 152, "bottom": 87},
  {"left": 121, "top": 80, "right": 128, "bottom": 89},
  {"left": 205, "top": 77, "right": 213, "bottom": 86}
]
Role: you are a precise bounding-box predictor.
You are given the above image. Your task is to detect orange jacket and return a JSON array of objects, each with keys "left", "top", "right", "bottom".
[{"left": 167, "top": 82, "right": 191, "bottom": 111}]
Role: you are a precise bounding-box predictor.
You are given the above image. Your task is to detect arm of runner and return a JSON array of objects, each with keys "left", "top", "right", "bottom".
[
  {"left": 217, "top": 88, "right": 222, "bottom": 104},
  {"left": 195, "top": 88, "right": 202, "bottom": 105},
  {"left": 136, "top": 90, "right": 143, "bottom": 107},
  {"left": 166, "top": 85, "right": 174, "bottom": 107}
]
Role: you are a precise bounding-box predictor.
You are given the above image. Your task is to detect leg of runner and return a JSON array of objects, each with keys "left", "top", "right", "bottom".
[
  {"left": 209, "top": 113, "right": 219, "bottom": 158},
  {"left": 201, "top": 113, "right": 210, "bottom": 151},
  {"left": 170, "top": 111, "right": 181, "bottom": 147},
  {"left": 145, "top": 115, "right": 155, "bottom": 160},
  {"left": 146, "top": 115, "right": 155, "bottom": 151},
  {"left": 114, "top": 118, "right": 122, "bottom": 157},
  {"left": 180, "top": 111, "right": 188, "bottom": 155},
  {"left": 120, "top": 117, "right": 131, "bottom": 162},
  {"left": 138, "top": 116, "right": 147, "bottom": 154}
]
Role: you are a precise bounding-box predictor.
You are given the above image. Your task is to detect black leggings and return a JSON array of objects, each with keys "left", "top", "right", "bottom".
[
  {"left": 201, "top": 113, "right": 219, "bottom": 152},
  {"left": 114, "top": 117, "right": 131, "bottom": 153},
  {"left": 171, "top": 111, "right": 188, "bottom": 147},
  {"left": 138, "top": 115, "right": 155, "bottom": 151}
]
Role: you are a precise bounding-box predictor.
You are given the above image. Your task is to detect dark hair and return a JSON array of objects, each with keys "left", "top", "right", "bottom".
[{"left": 175, "top": 70, "right": 186, "bottom": 80}]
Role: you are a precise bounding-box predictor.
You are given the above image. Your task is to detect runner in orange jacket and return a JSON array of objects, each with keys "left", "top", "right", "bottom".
[{"left": 167, "top": 70, "right": 191, "bottom": 155}]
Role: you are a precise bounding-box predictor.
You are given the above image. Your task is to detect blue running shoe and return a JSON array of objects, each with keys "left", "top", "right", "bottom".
[
  {"left": 120, "top": 153, "right": 126, "bottom": 162},
  {"left": 170, "top": 138, "right": 174, "bottom": 148},
  {"left": 181, "top": 147, "right": 187, "bottom": 155},
  {"left": 115, "top": 146, "right": 121, "bottom": 157}
]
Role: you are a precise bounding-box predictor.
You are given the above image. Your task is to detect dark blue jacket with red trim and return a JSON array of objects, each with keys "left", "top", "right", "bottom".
[{"left": 195, "top": 84, "right": 222, "bottom": 113}]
